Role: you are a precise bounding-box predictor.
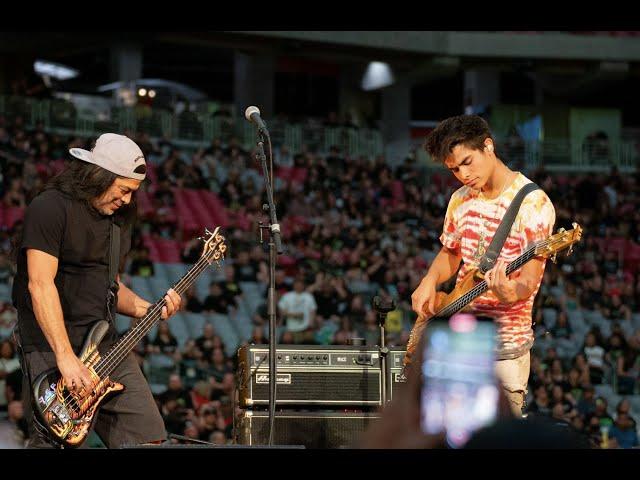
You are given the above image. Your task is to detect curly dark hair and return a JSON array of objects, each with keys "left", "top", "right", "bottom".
[{"left": 425, "top": 115, "right": 493, "bottom": 164}]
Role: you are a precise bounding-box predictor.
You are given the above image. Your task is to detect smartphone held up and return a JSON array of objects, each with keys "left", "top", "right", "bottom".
[{"left": 420, "top": 313, "right": 499, "bottom": 448}]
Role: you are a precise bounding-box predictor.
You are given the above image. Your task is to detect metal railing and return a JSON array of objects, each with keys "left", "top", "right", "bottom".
[
  {"left": 0, "top": 95, "right": 384, "bottom": 158},
  {"left": 416, "top": 137, "right": 639, "bottom": 172},
  {"left": 1, "top": 94, "right": 638, "bottom": 170}
]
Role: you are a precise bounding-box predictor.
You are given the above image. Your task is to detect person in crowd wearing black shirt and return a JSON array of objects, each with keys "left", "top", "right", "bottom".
[
  {"left": 128, "top": 246, "right": 155, "bottom": 277},
  {"left": 11, "top": 133, "right": 181, "bottom": 448},
  {"left": 203, "top": 281, "right": 233, "bottom": 314}
]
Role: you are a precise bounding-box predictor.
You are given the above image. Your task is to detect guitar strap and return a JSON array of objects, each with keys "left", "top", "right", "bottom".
[
  {"left": 106, "top": 218, "right": 121, "bottom": 325},
  {"left": 478, "top": 182, "right": 540, "bottom": 274}
]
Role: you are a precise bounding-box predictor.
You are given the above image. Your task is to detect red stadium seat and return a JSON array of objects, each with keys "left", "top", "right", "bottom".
[
  {"left": 142, "top": 235, "right": 181, "bottom": 263},
  {"left": 606, "top": 237, "right": 626, "bottom": 257},
  {"left": 173, "top": 189, "right": 200, "bottom": 238},
  {"left": 290, "top": 167, "right": 308, "bottom": 184},
  {"left": 624, "top": 242, "right": 640, "bottom": 275},
  {"left": 136, "top": 190, "right": 156, "bottom": 218},
  {"left": 3, "top": 206, "right": 25, "bottom": 229},
  {"left": 276, "top": 166, "right": 293, "bottom": 181},
  {"left": 146, "top": 163, "right": 158, "bottom": 185},
  {"left": 391, "top": 180, "right": 406, "bottom": 202}
]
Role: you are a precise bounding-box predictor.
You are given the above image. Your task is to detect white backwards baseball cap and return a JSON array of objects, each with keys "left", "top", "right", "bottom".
[{"left": 69, "top": 133, "right": 146, "bottom": 181}]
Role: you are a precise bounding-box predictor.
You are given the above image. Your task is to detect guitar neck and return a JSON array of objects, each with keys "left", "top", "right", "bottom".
[
  {"left": 92, "top": 256, "right": 212, "bottom": 379},
  {"left": 434, "top": 243, "right": 539, "bottom": 319}
]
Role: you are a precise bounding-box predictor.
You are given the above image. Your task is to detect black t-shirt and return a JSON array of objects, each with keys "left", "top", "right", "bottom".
[
  {"left": 152, "top": 334, "right": 178, "bottom": 354},
  {"left": 315, "top": 291, "right": 339, "bottom": 319},
  {"left": 235, "top": 262, "right": 257, "bottom": 282},
  {"left": 129, "top": 258, "right": 155, "bottom": 277},
  {"left": 203, "top": 293, "right": 232, "bottom": 314},
  {"left": 12, "top": 189, "right": 132, "bottom": 353}
]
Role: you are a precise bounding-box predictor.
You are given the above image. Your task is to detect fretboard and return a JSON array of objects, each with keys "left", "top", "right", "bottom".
[
  {"left": 92, "top": 254, "right": 214, "bottom": 379},
  {"left": 432, "top": 242, "right": 540, "bottom": 320}
]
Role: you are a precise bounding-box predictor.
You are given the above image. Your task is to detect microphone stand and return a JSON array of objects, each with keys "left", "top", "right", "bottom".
[
  {"left": 372, "top": 296, "right": 396, "bottom": 407},
  {"left": 254, "top": 125, "right": 283, "bottom": 447}
]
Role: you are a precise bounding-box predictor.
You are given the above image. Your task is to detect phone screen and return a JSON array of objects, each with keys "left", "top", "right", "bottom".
[{"left": 420, "top": 313, "right": 499, "bottom": 448}]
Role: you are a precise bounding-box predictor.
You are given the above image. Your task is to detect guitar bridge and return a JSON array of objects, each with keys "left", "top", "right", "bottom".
[{"left": 51, "top": 402, "right": 72, "bottom": 424}]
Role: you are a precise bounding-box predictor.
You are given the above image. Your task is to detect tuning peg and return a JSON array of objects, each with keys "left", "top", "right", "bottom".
[
  {"left": 205, "top": 228, "right": 213, "bottom": 236},
  {"left": 568, "top": 245, "right": 574, "bottom": 256},
  {"left": 551, "top": 253, "right": 557, "bottom": 264},
  {"left": 558, "top": 227, "right": 566, "bottom": 234}
]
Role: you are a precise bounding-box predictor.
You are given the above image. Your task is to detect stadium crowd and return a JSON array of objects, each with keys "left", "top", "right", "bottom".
[{"left": 0, "top": 111, "right": 639, "bottom": 448}]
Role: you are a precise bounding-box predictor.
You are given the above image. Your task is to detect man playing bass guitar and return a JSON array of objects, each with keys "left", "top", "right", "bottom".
[{"left": 11, "top": 134, "right": 182, "bottom": 447}]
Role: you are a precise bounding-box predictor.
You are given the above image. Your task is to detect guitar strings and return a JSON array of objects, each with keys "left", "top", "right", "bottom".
[
  {"left": 427, "top": 234, "right": 572, "bottom": 321},
  {"left": 59, "top": 253, "right": 214, "bottom": 414},
  {"left": 57, "top": 239, "right": 223, "bottom": 414}
]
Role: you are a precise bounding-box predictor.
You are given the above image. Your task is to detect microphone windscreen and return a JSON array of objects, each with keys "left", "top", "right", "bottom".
[{"left": 245, "top": 106, "right": 261, "bottom": 122}]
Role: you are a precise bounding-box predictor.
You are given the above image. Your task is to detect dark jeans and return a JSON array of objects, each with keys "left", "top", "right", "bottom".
[{"left": 21, "top": 350, "right": 166, "bottom": 449}]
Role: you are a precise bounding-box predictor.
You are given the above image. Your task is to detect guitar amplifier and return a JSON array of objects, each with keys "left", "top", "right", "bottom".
[
  {"left": 237, "top": 345, "right": 382, "bottom": 407},
  {"left": 387, "top": 347, "right": 407, "bottom": 403},
  {"left": 235, "top": 410, "right": 380, "bottom": 448}
]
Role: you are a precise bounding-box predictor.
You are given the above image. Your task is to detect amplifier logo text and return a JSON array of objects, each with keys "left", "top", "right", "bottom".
[{"left": 256, "top": 373, "right": 292, "bottom": 384}]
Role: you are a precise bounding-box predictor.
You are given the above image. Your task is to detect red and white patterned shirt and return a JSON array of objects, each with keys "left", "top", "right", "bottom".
[{"left": 440, "top": 172, "right": 556, "bottom": 359}]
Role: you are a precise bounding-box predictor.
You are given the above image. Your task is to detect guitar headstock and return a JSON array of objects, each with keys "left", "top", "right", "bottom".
[
  {"left": 534, "top": 222, "right": 583, "bottom": 262},
  {"left": 200, "top": 227, "right": 227, "bottom": 266}
]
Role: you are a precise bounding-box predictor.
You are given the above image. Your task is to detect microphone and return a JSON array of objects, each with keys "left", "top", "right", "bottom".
[
  {"left": 244, "top": 106, "right": 269, "bottom": 135},
  {"left": 372, "top": 296, "right": 396, "bottom": 314}
]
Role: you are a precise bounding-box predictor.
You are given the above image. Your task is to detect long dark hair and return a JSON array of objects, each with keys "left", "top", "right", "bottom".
[
  {"left": 10, "top": 159, "right": 140, "bottom": 262},
  {"left": 43, "top": 159, "right": 139, "bottom": 225}
]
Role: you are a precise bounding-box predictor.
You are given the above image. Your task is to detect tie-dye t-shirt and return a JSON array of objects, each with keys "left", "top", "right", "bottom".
[{"left": 440, "top": 172, "right": 556, "bottom": 359}]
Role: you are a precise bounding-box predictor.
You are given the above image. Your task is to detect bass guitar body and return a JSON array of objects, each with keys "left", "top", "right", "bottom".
[{"left": 32, "top": 321, "right": 122, "bottom": 447}]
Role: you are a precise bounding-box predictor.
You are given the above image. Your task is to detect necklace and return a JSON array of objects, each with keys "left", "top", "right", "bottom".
[{"left": 474, "top": 174, "right": 513, "bottom": 262}]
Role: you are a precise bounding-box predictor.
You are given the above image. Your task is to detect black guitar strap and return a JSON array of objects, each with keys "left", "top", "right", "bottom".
[
  {"left": 478, "top": 182, "right": 540, "bottom": 274},
  {"left": 106, "top": 218, "right": 121, "bottom": 325}
]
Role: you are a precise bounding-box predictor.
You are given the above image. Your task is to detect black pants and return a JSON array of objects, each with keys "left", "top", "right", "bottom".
[{"left": 21, "top": 350, "right": 166, "bottom": 448}]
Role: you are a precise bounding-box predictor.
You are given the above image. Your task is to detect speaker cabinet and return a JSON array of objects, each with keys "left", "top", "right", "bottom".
[{"left": 235, "top": 410, "right": 380, "bottom": 449}]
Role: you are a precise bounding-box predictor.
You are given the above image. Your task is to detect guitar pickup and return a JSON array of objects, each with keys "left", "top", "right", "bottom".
[
  {"left": 474, "top": 271, "right": 485, "bottom": 281},
  {"left": 51, "top": 403, "right": 71, "bottom": 424}
]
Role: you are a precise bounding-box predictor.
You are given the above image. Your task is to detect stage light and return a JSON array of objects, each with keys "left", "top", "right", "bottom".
[
  {"left": 34, "top": 60, "right": 79, "bottom": 81},
  {"left": 148, "top": 89, "right": 156, "bottom": 98},
  {"left": 138, "top": 88, "right": 147, "bottom": 97},
  {"left": 361, "top": 61, "right": 394, "bottom": 91}
]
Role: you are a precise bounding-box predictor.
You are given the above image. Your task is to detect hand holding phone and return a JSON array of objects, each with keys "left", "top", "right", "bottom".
[{"left": 420, "top": 314, "right": 499, "bottom": 448}]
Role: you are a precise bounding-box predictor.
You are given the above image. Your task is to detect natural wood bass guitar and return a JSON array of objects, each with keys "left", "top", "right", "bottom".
[{"left": 423, "top": 223, "right": 583, "bottom": 320}]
